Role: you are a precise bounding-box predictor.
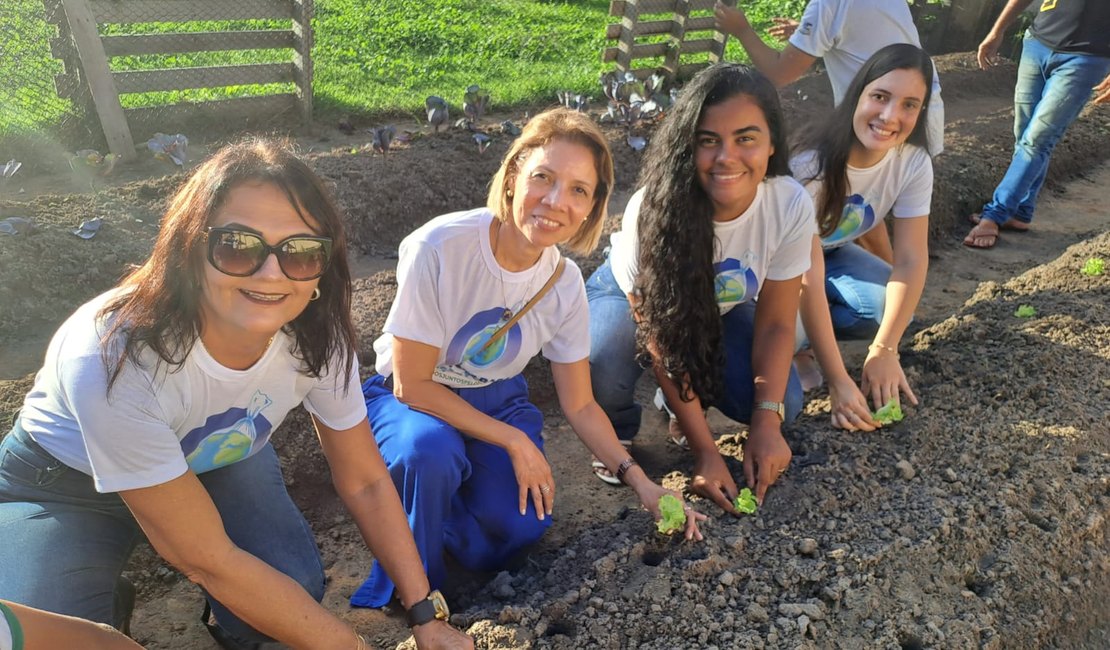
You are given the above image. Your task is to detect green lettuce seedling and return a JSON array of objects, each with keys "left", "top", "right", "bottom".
[
  {"left": 733, "top": 488, "right": 758, "bottom": 514},
  {"left": 1081, "top": 257, "right": 1104, "bottom": 277},
  {"left": 656, "top": 494, "right": 686, "bottom": 535},
  {"left": 872, "top": 398, "right": 904, "bottom": 425},
  {"left": 1014, "top": 304, "right": 1036, "bottom": 318}
]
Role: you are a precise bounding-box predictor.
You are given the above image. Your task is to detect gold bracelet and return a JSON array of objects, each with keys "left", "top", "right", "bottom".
[
  {"left": 868, "top": 342, "right": 899, "bottom": 358},
  {"left": 355, "top": 633, "right": 367, "bottom": 650}
]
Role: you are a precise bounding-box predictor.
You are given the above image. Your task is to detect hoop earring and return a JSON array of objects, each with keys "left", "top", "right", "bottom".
[{"left": 310, "top": 287, "right": 321, "bottom": 301}]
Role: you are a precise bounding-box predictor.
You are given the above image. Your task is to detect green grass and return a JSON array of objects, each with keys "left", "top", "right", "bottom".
[{"left": 2, "top": 0, "right": 813, "bottom": 135}]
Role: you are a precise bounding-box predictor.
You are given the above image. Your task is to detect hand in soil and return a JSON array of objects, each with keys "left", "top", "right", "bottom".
[
  {"left": 690, "top": 450, "right": 742, "bottom": 515},
  {"left": 647, "top": 491, "right": 705, "bottom": 540},
  {"left": 412, "top": 619, "right": 474, "bottom": 649},
  {"left": 742, "top": 423, "right": 792, "bottom": 506},
  {"left": 861, "top": 350, "right": 918, "bottom": 412},
  {"left": 828, "top": 374, "right": 881, "bottom": 432}
]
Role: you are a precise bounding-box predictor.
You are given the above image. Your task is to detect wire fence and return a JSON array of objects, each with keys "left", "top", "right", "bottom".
[
  {"left": 1, "top": 0, "right": 94, "bottom": 166},
  {"left": 1, "top": 0, "right": 311, "bottom": 167}
]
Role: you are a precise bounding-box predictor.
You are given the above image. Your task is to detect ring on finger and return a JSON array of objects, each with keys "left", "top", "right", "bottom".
[{"left": 539, "top": 484, "right": 551, "bottom": 494}]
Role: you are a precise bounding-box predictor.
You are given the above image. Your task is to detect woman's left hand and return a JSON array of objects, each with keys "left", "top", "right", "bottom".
[
  {"left": 635, "top": 482, "right": 706, "bottom": 541},
  {"left": 412, "top": 620, "right": 475, "bottom": 650},
  {"left": 860, "top": 348, "right": 919, "bottom": 412}
]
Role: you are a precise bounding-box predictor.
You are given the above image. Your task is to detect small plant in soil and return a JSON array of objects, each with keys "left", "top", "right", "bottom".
[
  {"left": 733, "top": 488, "right": 758, "bottom": 514},
  {"left": 1081, "top": 257, "right": 1104, "bottom": 276},
  {"left": 872, "top": 398, "right": 904, "bottom": 425},
  {"left": 1014, "top": 304, "right": 1037, "bottom": 318},
  {"left": 656, "top": 494, "right": 686, "bottom": 535}
]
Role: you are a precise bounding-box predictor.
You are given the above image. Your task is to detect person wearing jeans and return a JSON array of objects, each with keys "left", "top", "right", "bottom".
[
  {"left": 791, "top": 44, "right": 936, "bottom": 432},
  {"left": 965, "top": 0, "right": 1110, "bottom": 249},
  {"left": 587, "top": 259, "right": 806, "bottom": 443},
  {"left": 587, "top": 64, "right": 815, "bottom": 512},
  {"left": 0, "top": 139, "right": 472, "bottom": 650}
]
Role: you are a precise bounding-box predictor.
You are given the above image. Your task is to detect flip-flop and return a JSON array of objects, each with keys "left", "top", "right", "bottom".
[
  {"left": 967, "top": 212, "right": 1030, "bottom": 232},
  {"left": 591, "top": 439, "right": 633, "bottom": 486},
  {"left": 963, "top": 221, "right": 999, "bottom": 249},
  {"left": 653, "top": 387, "right": 691, "bottom": 449}
]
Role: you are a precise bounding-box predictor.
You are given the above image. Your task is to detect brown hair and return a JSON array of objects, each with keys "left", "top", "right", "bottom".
[
  {"left": 486, "top": 108, "right": 614, "bottom": 255},
  {"left": 99, "top": 137, "right": 357, "bottom": 390}
]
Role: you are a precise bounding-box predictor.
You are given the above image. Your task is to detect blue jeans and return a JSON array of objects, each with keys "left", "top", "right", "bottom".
[
  {"left": 351, "top": 373, "right": 551, "bottom": 608},
  {"left": 823, "top": 242, "right": 891, "bottom": 340},
  {"left": 0, "top": 419, "right": 324, "bottom": 645},
  {"left": 980, "top": 34, "right": 1110, "bottom": 226},
  {"left": 586, "top": 258, "right": 803, "bottom": 441}
]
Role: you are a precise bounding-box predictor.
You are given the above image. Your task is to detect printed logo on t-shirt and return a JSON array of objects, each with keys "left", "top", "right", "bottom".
[
  {"left": 799, "top": 20, "right": 814, "bottom": 36},
  {"left": 181, "top": 390, "right": 274, "bottom": 472},
  {"left": 714, "top": 254, "right": 760, "bottom": 310},
  {"left": 1039, "top": 0, "right": 1057, "bottom": 11},
  {"left": 821, "top": 194, "right": 876, "bottom": 246},
  {"left": 437, "top": 306, "right": 522, "bottom": 384}
]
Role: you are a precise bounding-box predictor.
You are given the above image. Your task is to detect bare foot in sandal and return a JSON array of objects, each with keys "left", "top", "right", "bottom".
[
  {"left": 968, "top": 212, "right": 1030, "bottom": 232},
  {"left": 964, "top": 219, "right": 1000, "bottom": 249}
]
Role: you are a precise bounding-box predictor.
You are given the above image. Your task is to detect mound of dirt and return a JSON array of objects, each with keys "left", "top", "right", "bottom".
[{"left": 446, "top": 234, "right": 1110, "bottom": 650}]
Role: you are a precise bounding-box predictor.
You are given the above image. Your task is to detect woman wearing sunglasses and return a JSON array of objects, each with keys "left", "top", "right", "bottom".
[
  {"left": 0, "top": 139, "right": 472, "bottom": 650},
  {"left": 350, "top": 108, "right": 703, "bottom": 610}
]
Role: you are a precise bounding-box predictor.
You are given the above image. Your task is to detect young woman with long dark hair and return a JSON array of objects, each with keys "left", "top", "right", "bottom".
[
  {"left": 792, "top": 43, "right": 934, "bottom": 430},
  {"left": 587, "top": 64, "right": 816, "bottom": 512}
]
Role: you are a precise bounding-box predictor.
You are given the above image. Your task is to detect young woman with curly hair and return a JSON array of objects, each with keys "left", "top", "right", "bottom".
[
  {"left": 791, "top": 43, "right": 934, "bottom": 431},
  {"left": 587, "top": 64, "right": 816, "bottom": 512}
]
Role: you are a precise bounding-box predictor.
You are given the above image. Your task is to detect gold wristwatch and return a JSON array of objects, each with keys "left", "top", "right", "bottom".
[
  {"left": 405, "top": 589, "right": 450, "bottom": 627},
  {"left": 754, "top": 400, "right": 785, "bottom": 423}
]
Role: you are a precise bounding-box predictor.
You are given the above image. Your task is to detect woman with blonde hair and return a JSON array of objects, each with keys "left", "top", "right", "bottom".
[{"left": 352, "top": 108, "right": 704, "bottom": 609}]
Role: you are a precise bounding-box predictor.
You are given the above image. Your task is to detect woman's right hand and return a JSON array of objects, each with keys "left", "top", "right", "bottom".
[
  {"left": 412, "top": 621, "right": 474, "bottom": 650},
  {"left": 827, "top": 374, "right": 880, "bottom": 432},
  {"left": 506, "top": 431, "right": 555, "bottom": 520},
  {"left": 689, "top": 450, "right": 741, "bottom": 515}
]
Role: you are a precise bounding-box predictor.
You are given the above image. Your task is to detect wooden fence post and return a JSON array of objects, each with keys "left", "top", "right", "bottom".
[
  {"left": 710, "top": 0, "right": 735, "bottom": 64},
  {"left": 614, "top": 0, "right": 639, "bottom": 73},
  {"left": 664, "top": 0, "right": 690, "bottom": 79},
  {"left": 293, "top": 0, "right": 314, "bottom": 124},
  {"left": 60, "top": 0, "right": 136, "bottom": 160}
]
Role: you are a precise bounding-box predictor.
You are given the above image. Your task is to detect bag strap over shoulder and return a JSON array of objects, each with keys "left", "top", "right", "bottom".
[{"left": 475, "top": 257, "right": 566, "bottom": 357}]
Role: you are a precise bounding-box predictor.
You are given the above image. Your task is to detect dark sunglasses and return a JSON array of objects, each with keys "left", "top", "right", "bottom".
[{"left": 205, "top": 227, "right": 333, "bottom": 281}]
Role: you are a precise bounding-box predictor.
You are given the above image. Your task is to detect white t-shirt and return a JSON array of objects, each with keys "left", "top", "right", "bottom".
[
  {"left": 374, "top": 208, "right": 589, "bottom": 388},
  {"left": 791, "top": 144, "right": 932, "bottom": 249},
  {"left": 19, "top": 290, "right": 367, "bottom": 493},
  {"left": 789, "top": 0, "right": 945, "bottom": 155},
  {"left": 607, "top": 176, "right": 816, "bottom": 313}
]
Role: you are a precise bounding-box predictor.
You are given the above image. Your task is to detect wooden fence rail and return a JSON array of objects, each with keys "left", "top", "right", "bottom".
[
  {"left": 604, "top": 0, "right": 734, "bottom": 81},
  {"left": 45, "top": 0, "right": 313, "bottom": 161}
]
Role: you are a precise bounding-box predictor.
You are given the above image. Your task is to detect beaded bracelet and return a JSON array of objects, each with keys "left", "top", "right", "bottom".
[
  {"left": 615, "top": 457, "right": 639, "bottom": 484},
  {"left": 868, "top": 342, "right": 899, "bottom": 358}
]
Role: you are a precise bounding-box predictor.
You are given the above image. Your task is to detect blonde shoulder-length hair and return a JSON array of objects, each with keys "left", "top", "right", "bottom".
[{"left": 486, "top": 108, "right": 614, "bottom": 256}]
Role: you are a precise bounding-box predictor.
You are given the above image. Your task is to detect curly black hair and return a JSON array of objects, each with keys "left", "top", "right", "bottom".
[{"left": 633, "top": 63, "right": 789, "bottom": 405}]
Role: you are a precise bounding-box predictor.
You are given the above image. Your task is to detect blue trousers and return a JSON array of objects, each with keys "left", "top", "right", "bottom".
[
  {"left": 0, "top": 419, "right": 324, "bottom": 645},
  {"left": 980, "top": 34, "right": 1110, "bottom": 225},
  {"left": 585, "top": 258, "right": 803, "bottom": 441},
  {"left": 823, "top": 242, "right": 892, "bottom": 340},
  {"left": 351, "top": 373, "right": 551, "bottom": 608}
]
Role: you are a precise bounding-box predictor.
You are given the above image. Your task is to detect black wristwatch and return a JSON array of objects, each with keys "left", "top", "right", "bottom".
[{"left": 405, "top": 589, "right": 450, "bottom": 627}]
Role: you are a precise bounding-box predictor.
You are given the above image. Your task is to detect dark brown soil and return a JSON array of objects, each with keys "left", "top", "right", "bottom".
[{"left": 1, "top": 53, "right": 1108, "bottom": 648}]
